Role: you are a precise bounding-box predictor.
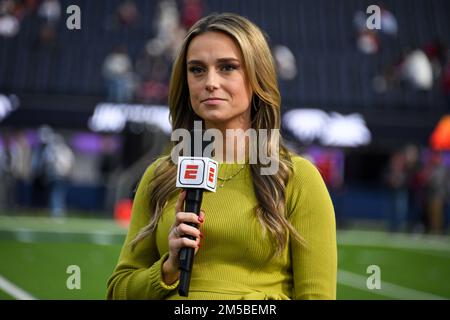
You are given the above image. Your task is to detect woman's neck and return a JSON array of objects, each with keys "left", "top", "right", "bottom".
[
  {"left": 204, "top": 123, "right": 250, "bottom": 164},
  {"left": 222, "top": 133, "right": 249, "bottom": 163}
]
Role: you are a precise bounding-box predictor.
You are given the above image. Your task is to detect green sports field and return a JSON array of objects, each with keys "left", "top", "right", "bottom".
[{"left": 0, "top": 214, "right": 449, "bottom": 300}]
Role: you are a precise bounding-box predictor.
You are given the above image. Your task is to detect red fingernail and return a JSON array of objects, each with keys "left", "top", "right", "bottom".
[
  {"left": 198, "top": 243, "right": 202, "bottom": 248},
  {"left": 199, "top": 232, "right": 204, "bottom": 239},
  {"left": 198, "top": 216, "right": 204, "bottom": 223}
]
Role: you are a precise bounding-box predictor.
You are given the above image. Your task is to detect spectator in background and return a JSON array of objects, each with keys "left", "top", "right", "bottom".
[
  {"left": 400, "top": 48, "right": 433, "bottom": 91},
  {"left": 104, "top": 0, "right": 139, "bottom": 31},
  {"left": 99, "top": 134, "right": 121, "bottom": 213},
  {"left": 403, "top": 144, "right": 423, "bottom": 233},
  {"left": 423, "top": 39, "right": 447, "bottom": 81},
  {"left": 273, "top": 44, "right": 298, "bottom": 101},
  {"left": 134, "top": 0, "right": 186, "bottom": 103},
  {"left": 379, "top": 5, "right": 398, "bottom": 36},
  {"left": 11, "top": 0, "right": 38, "bottom": 21},
  {"left": 356, "top": 29, "right": 379, "bottom": 55},
  {"left": 152, "top": 0, "right": 186, "bottom": 58},
  {"left": 180, "top": 0, "right": 203, "bottom": 30},
  {"left": 117, "top": 0, "right": 138, "bottom": 29},
  {"left": 36, "top": 0, "right": 60, "bottom": 49},
  {"left": 38, "top": 0, "right": 60, "bottom": 25},
  {"left": 385, "top": 149, "right": 408, "bottom": 232},
  {"left": 420, "top": 151, "right": 449, "bottom": 234},
  {"left": 31, "top": 126, "right": 51, "bottom": 209},
  {"left": 353, "top": 5, "right": 397, "bottom": 55},
  {"left": 0, "top": 0, "right": 20, "bottom": 37},
  {"left": 385, "top": 144, "right": 425, "bottom": 233},
  {"left": 1, "top": 130, "right": 33, "bottom": 211},
  {"left": 31, "top": 126, "right": 74, "bottom": 218},
  {"left": 135, "top": 41, "right": 171, "bottom": 104},
  {"left": 273, "top": 45, "right": 297, "bottom": 81},
  {"left": 11, "top": 130, "right": 33, "bottom": 208},
  {"left": 102, "top": 45, "right": 136, "bottom": 103},
  {"left": 46, "top": 133, "right": 74, "bottom": 217},
  {"left": 0, "top": 131, "right": 15, "bottom": 211},
  {"left": 374, "top": 47, "right": 434, "bottom": 93}
]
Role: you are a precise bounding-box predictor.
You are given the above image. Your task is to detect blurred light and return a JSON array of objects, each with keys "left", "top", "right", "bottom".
[
  {"left": 0, "top": 94, "right": 19, "bottom": 122},
  {"left": 430, "top": 115, "right": 450, "bottom": 151},
  {"left": 114, "top": 198, "right": 132, "bottom": 228},
  {"left": 0, "top": 15, "right": 20, "bottom": 37},
  {"left": 321, "top": 112, "right": 371, "bottom": 147},
  {"left": 88, "top": 103, "right": 171, "bottom": 133},
  {"left": 357, "top": 31, "right": 379, "bottom": 54},
  {"left": 71, "top": 133, "right": 105, "bottom": 154},
  {"left": 401, "top": 50, "right": 433, "bottom": 90},
  {"left": 381, "top": 9, "right": 398, "bottom": 35},
  {"left": 283, "top": 108, "right": 371, "bottom": 147},
  {"left": 273, "top": 45, "right": 297, "bottom": 80},
  {"left": 283, "top": 109, "right": 328, "bottom": 144}
]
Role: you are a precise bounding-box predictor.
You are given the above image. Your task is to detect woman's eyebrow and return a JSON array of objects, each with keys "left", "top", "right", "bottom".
[
  {"left": 187, "top": 59, "right": 205, "bottom": 65},
  {"left": 187, "top": 57, "right": 240, "bottom": 65},
  {"left": 216, "top": 58, "right": 240, "bottom": 63}
]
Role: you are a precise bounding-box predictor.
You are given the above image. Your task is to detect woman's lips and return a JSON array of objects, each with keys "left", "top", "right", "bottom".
[{"left": 201, "top": 98, "right": 225, "bottom": 105}]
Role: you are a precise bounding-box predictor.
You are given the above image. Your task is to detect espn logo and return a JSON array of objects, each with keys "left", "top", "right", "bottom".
[
  {"left": 184, "top": 164, "right": 201, "bottom": 180},
  {"left": 176, "top": 156, "right": 218, "bottom": 192}
]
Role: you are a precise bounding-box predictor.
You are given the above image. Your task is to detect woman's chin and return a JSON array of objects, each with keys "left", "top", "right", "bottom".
[{"left": 198, "top": 112, "right": 228, "bottom": 124}]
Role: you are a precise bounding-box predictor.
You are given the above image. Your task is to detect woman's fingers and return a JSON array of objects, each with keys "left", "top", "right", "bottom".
[
  {"left": 175, "top": 211, "right": 204, "bottom": 226},
  {"left": 176, "top": 222, "right": 201, "bottom": 239},
  {"left": 198, "top": 210, "right": 205, "bottom": 223},
  {"left": 174, "top": 190, "right": 206, "bottom": 224},
  {"left": 170, "top": 198, "right": 205, "bottom": 256},
  {"left": 174, "top": 237, "right": 199, "bottom": 249}
]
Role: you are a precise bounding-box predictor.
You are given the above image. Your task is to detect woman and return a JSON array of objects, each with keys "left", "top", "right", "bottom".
[{"left": 107, "top": 13, "right": 337, "bottom": 300}]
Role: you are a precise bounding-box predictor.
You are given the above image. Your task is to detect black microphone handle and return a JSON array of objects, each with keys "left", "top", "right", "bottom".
[{"left": 178, "top": 188, "right": 203, "bottom": 297}]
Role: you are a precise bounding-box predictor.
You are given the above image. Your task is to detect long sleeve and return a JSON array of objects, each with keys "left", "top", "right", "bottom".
[
  {"left": 287, "top": 157, "right": 337, "bottom": 300},
  {"left": 106, "top": 161, "right": 179, "bottom": 299}
]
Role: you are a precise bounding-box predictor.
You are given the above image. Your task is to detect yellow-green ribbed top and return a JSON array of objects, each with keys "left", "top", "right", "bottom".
[{"left": 107, "top": 155, "right": 337, "bottom": 300}]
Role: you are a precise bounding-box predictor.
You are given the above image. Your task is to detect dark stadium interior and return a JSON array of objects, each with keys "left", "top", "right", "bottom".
[{"left": 1, "top": 0, "right": 449, "bottom": 231}]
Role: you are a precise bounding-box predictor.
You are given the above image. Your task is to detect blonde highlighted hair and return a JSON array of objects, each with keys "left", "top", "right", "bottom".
[{"left": 131, "top": 13, "right": 304, "bottom": 254}]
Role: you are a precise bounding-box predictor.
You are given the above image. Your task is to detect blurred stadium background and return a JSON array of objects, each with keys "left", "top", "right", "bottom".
[{"left": 1, "top": 0, "right": 450, "bottom": 300}]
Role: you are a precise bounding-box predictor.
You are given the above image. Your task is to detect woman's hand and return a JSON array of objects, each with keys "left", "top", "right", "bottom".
[{"left": 162, "top": 190, "right": 205, "bottom": 285}]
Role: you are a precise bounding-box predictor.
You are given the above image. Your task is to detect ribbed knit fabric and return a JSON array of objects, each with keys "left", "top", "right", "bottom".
[{"left": 106, "top": 155, "right": 337, "bottom": 300}]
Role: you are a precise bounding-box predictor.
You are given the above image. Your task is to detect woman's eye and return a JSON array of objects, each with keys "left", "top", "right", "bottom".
[
  {"left": 221, "top": 64, "right": 238, "bottom": 72},
  {"left": 189, "top": 66, "right": 204, "bottom": 74}
]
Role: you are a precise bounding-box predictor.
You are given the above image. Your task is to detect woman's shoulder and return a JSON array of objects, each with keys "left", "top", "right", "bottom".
[
  {"left": 139, "top": 156, "right": 170, "bottom": 185},
  {"left": 287, "top": 152, "right": 325, "bottom": 186},
  {"left": 289, "top": 152, "right": 318, "bottom": 172},
  {"left": 285, "top": 152, "right": 332, "bottom": 215}
]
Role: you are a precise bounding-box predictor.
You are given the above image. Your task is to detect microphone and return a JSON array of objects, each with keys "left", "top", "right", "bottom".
[{"left": 175, "top": 130, "right": 217, "bottom": 296}]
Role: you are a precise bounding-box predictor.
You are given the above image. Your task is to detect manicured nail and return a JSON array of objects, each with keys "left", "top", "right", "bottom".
[
  {"left": 198, "top": 243, "right": 202, "bottom": 248},
  {"left": 199, "top": 232, "right": 204, "bottom": 239},
  {"left": 198, "top": 216, "right": 204, "bottom": 223}
]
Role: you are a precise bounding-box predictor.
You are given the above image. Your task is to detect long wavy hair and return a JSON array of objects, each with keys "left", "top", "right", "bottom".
[{"left": 131, "top": 13, "right": 304, "bottom": 254}]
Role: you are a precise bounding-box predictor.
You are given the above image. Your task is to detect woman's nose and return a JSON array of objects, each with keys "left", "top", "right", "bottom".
[{"left": 205, "top": 70, "right": 219, "bottom": 91}]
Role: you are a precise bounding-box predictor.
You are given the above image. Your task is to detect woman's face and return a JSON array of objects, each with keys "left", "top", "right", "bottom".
[{"left": 186, "top": 31, "right": 252, "bottom": 131}]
